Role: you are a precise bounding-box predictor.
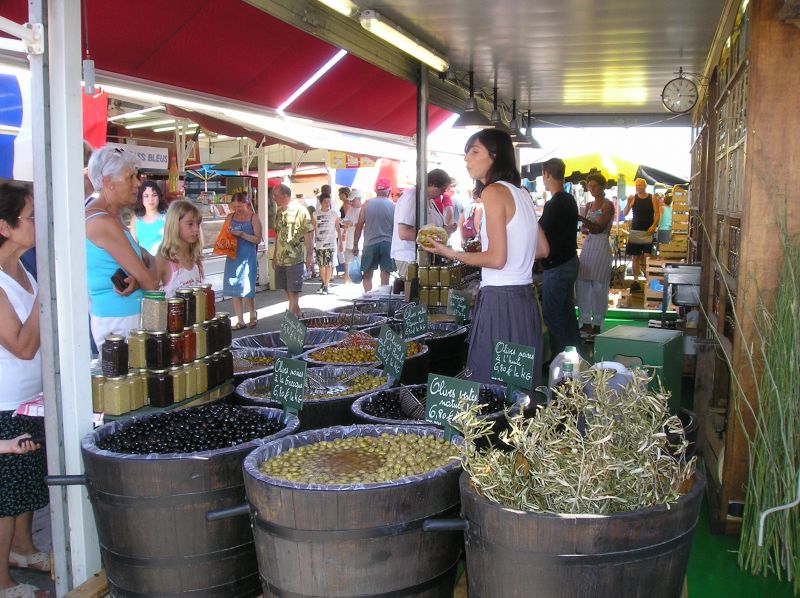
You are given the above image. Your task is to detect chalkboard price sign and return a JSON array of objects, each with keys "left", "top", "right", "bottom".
[
  {"left": 490, "top": 340, "right": 536, "bottom": 391},
  {"left": 403, "top": 305, "right": 429, "bottom": 339},
  {"left": 376, "top": 324, "right": 407, "bottom": 380},
  {"left": 425, "top": 373, "right": 480, "bottom": 438},
  {"left": 280, "top": 311, "right": 307, "bottom": 357},
  {"left": 272, "top": 357, "right": 307, "bottom": 419},
  {"left": 447, "top": 290, "right": 470, "bottom": 323}
]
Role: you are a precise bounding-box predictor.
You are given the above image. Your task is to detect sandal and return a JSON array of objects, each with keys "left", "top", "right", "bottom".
[
  {"left": 247, "top": 315, "right": 258, "bottom": 329},
  {"left": 0, "top": 582, "right": 49, "bottom": 598},
  {"left": 8, "top": 551, "right": 50, "bottom": 573},
  {"left": 231, "top": 323, "right": 246, "bottom": 331}
]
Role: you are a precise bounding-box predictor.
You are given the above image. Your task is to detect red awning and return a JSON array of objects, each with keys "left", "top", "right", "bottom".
[{"left": 0, "top": 0, "right": 452, "bottom": 137}]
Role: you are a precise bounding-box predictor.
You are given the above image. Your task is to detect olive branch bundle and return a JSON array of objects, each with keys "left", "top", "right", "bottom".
[{"left": 453, "top": 368, "right": 696, "bottom": 514}]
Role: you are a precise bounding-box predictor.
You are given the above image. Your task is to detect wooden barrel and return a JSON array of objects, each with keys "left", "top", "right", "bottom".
[
  {"left": 243, "top": 425, "right": 463, "bottom": 597},
  {"left": 81, "top": 408, "right": 299, "bottom": 597},
  {"left": 459, "top": 470, "right": 705, "bottom": 598}
]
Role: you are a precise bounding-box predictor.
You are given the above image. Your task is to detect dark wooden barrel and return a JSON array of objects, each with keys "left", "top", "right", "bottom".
[
  {"left": 81, "top": 408, "right": 299, "bottom": 598},
  {"left": 243, "top": 425, "right": 463, "bottom": 598},
  {"left": 459, "top": 469, "right": 705, "bottom": 598},
  {"left": 234, "top": 366, "right": 393, "bottom": 432}
]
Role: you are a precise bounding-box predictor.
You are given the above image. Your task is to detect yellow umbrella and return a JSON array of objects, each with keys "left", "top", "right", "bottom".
[{"left": 562, "top": 153, "right": 639, "bottom": 183}]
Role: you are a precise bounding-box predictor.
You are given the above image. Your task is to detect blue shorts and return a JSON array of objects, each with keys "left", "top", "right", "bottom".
[{"left": 361, "top": 241, "right": 394, "bottom": 273}]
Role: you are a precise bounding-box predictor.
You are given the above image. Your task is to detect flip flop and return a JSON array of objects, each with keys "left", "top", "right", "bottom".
[
  {"left": 8, "top": 550, "right": 50, "bottom": 573},
  {"left": 0, "top": 582, "right": 49, "bottom": 598},
  {"left": 232, "top": 323, "right": 246, "bottom": 331}
]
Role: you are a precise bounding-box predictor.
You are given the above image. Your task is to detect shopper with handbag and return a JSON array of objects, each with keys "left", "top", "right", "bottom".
[
  {"left": 221, "top": 191, "right": 262, "bottom": 329},
  {"left": 624, "top": 178, "right": 661, "bottom": 291}
]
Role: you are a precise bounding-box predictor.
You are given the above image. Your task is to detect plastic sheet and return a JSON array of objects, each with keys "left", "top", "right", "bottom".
[
  {"left": 299, "top": 314, "right": 389, "bottom": 331},
  {"left": 300, "top": 340, "right": 428, "bottom": 368},
  {"left": 231, "top": 347, "right": 288, "bottom": 378},
  {"left": 81, "top": 406, "right": 299, "bottom": 460},
  {"left": 232, "top": 329, "right": 349, "bottom": 351},
  {"left": 327, "top": 298, "right": 412, "bottom": 317},
  {"left": 235, "top": 366, "right": 394, "bottom": 406},
  {"left": 243, "top": 424, "right": 463, "bottom": 491}
]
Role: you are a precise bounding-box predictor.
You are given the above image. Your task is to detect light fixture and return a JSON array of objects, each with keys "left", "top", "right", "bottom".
[
  {"left": 508, "top": 100, "right": 527, "bottom": 144},
  {"left": 278, "top": 49, "right": 348, "bottom": 112},
  {"left": 359, "top": 10, "right": 448, "bottom": 72},
  {"left": 315, "top": 0, "right": 357, "bottom": 17},
  {"left": 108, "top": 106, "right": 163, "bottom": 122},
  {"left": 452, "top": 72, "right": 492, "bottom": 129},
  {"left": 490, "top": 86, "right": 511, "bottom": 133},
  {"left": 525, "top": 111, "right": 542, "bottom": 149},
  {"left": 153, "top": 123, "right": 198, "bottom": 133},
  {"left": 125, "top": 118, "right": 175, "bottom": 130}
]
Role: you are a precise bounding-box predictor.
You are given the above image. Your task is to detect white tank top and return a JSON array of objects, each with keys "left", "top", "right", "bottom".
[
  {"left": 314, "top": 209, "right": 338, "bottom": 250},
  {"left": 479, "top": 181, "right": 537, "bottom": 287},
  {"left": 163, "top": 261, "right": 204, "bottom": 298},
  {"left": 0, "top": 266, "right": 42, "bottom": 410}
]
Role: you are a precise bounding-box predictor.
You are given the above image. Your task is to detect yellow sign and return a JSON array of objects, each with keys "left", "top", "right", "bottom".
[{"left": 328, "top": 151, "right": 376, "bottom": 169}]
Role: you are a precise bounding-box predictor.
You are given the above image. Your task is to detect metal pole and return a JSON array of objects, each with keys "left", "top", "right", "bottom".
[
  {"left": 415, "top": 63, "right": 428, "bottom": 232},
  {"left": 36, "top": 1, "right": 99, "bottom": 592},
  {"left": 257, "top": 143, "right": 269, "bottom": 289}
]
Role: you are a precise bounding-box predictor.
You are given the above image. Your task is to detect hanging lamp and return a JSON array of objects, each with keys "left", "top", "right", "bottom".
[
  {"left": 490, "top": 86, "right": 511, "bottom": 133},
  {"left": 452, "top": 71, "right": 492, "bottom": 129},
  {"left": 508, "top": 100, "right": 528, "bottom": 145},
  {"left": 525, "top": 111, "right": 542, "bottom": 149}
]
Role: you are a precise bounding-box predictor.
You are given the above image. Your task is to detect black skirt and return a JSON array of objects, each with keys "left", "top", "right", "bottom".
[
  {"left": 0, "top": 411, "right": 49, "bottom": 518},
  {"left": 466, "top": 284, "right": 544, "bottom": 387}
]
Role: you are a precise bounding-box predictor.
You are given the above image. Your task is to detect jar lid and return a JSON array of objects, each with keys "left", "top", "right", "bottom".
[
  {"left": 169, "top": 366, "right": 183, "bottom": 371},
  {"left": 129, "top": 328, "right": 147, "bottom": 336},
  {"left": 143, "top": 291, "right": 166, "bottom": 299},
  {"left": 183, "top": 326, "right": 194, "bottom": 332},
  {"left": 189, "top": 286, "right": 202, "bottom": 291},
  {"left": 104, "top": 334, "right": 125, "bottom": 342},
  {"left": 193, "top": 359, "right": 205, "bottom": 365},
  {"left": 106, "top": 375, "right": 127, "bottom": 381},
  {"left": 201, "top": 283, "right": 212, "bottom": 289},
  {"left": 168, "top": 332, "right": 183, "bottom": 338},
  {"left": 149, "top": 368, "right": 169, "bottom": 374},
  {"left": 168, "top": 298, "right": 185, "bottom": 304},
  {"left": 148, "top": 330, "right": 167, "bottom": 336},
  {"left": 91, "top": 374, "right": 105, "bottom": 380},
  {"left": 176, "top": 289, "right": 193, "bottom": 296},
  {"left": 192, "top": 323, "right": 204, "bottom": 329}
]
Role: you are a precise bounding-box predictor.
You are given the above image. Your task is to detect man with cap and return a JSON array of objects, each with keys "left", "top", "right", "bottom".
[
  {"left": 391, "top": 169, "right": 452, "bottom": 280},
  {"left": 354, "top": 178, "right": 395, "bottom": 292},
  {"left": 340, "top": 189, "right": 362, "bottom": 283}
]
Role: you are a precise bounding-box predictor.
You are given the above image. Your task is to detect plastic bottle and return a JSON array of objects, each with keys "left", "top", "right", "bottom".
[{"left": 548, "top": 345, "right": 582, "bottom": 400}]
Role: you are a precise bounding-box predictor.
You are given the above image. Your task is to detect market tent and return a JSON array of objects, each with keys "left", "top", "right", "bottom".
[
  {"left": 526, "top": 153, "right": 640, "bottom": 185},
  {"left": 635, "top": 165, "right": 690, "bottom": 187}
]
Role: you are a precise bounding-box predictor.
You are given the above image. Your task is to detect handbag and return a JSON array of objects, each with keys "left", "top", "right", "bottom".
[
  {"left": 348, "top": 256, "right": 363, "bottom": 284},
  {"left": 212, "top": 216, "right": 238, "bottom": 259},
  {"left": 628, "top": 229, "right": 654, "bottom": 245},
  {"left": 460, "top": 205, "right": 478, "bottom": 239}
]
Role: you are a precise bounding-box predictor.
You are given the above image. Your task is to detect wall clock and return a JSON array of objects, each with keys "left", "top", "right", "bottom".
[{"left": 661, "top": 76, "right": 699, "bottom": 113}]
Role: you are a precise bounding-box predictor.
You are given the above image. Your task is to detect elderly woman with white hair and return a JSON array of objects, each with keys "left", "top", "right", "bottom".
[{"left": 85, "top": 146, "right": 159, "bottom": 350}]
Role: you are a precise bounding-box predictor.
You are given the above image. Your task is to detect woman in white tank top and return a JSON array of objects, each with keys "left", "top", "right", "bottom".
[{"left": 421, "top": 129, "right": 549, "bottom": 384}]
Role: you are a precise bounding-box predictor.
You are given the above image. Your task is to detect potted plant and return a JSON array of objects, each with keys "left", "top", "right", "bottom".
[{"left": 452, "top": 368, "right": 703, "bottom": 598}]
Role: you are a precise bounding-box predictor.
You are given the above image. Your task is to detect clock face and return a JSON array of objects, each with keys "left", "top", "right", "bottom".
[{"left": 661, "top": 77, "right": 699, "bottom": 113}]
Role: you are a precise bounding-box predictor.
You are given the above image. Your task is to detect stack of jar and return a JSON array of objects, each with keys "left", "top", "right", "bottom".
[
  {"left": 417, "top": 262, "right": 479, "bottom": 307},
  {"left": 92, "top": 283, "right": 235, "bottom": 416}
]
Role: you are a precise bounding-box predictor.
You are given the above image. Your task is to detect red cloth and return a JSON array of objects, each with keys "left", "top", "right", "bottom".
[
  {"left": 82, "top": 90, "right": 108, "bottom": 149},
  {"left": 433, "top": 194, "right": 453, "bottom": 214}
]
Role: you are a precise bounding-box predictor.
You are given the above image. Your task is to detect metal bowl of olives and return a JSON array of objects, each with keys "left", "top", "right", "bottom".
[{"left": 231, "top": 347, "right": 288, "bottom": 383}]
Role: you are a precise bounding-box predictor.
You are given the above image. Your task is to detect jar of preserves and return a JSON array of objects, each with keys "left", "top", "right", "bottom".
[
  {"left": 145, "top": 331, "right": 169, "bottom": 370},
  {"left": 103, "top": 376, "right": 131, "bottom": 416},
  {"left": 147, "top": 369, "right": 173, "bottom": 408},
  {"left": 128, "top": 372, "right": 145, "bottom": 411},
  {"left": 193, "top": 323, "right": 207, "bottom": 359},
  {"left": 202, "top": 283, "right": 215, "bottom": 321},
  {"left": 205, "top": 320, "right": 219, "bottom": 355},
  {"left": 140, "top": 291, "right": 167, "bottom": 331},
  {"left": 168, "top": 332, "right": 184, "bottom": 367},
  {"left": 169, "top": 366, "right": 186, "bottom": 403},
  {"left": 205, "top": 355, "right": 218, "bottom": 389},
  {"left": 182, "top": 326, "right": 196, "bottom": 365},
  {"left": 428, "top": 267, "right": 441, "bottom": 287},
  {"left": 439, "top": 267, "right": 451, "bottom": 287},
  {"left": 407, "top": 262, "right": 418, "bottom": 280},
  {"left": 439, "top": 287, "right": 449, "bottom": 308},
  {"left": 137, "top": 369, "right": 149, "bottom": 406},
  {"left": 219, "top": 349, "right": 234, "bottom": 381},
  {"left": 418, "top": 266, "right": 430, "bottom": 286},
  {"left": 128, "top": 329, "right": 147, "bottom": 369},
  {"left": 175, "top": 288, "right": 196, "bottom": 327},
  {"left": 185, "top": 362, "right": 197, "bottom": 398},
  {"left": 91, "top": 374, "right": 105, "bottom": 413},
  {"left": 167, "top": 298, "right": 186, "bottom": 333},
  {"left": 419, "top": 287, "right": 430, "bottom": 306},
  {"left": 195, "top": 359, "right": 208, "bottom": 394},
  {"left": 216, "top": 312, "right": 233, "bottom": 347},
  {"left": 101, "top": 335, "right": 129, "bottom": 378},
  {"left": 191, "top": 287, "right": 205, "bottom": 326}
]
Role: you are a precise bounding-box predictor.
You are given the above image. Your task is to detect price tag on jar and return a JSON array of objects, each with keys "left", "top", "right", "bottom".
[
  {"left": 280, "top": 311, "right": 307, "bottom": 357},
  {"left": 403, "top": 304, "right": 429, "bottom": 339},
  {"left": 447, "top": 290, "right": 470, "bottom": 325},
  {"left": 272, "top": 357, "right": 307, "bottom": 421},
  {"left": 376, "top": 324, "right": 407, "bottom": 381},
  {"left": 425, "top": 373, "right": 480, "bottom": 440},
  {"left": 490, "top": 340, "right": 536, "bottom": 400}
]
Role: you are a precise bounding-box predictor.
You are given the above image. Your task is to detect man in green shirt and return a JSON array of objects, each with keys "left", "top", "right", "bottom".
[{"left": 272, "top": 184, "right": 313, "bottom": 315}]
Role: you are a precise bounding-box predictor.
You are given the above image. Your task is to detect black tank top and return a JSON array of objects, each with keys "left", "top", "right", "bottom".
[{"left": 631, "top": 194, "right": 655, "bottom": 230}]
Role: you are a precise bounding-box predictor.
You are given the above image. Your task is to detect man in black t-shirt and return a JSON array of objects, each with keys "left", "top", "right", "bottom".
[{"left": 538, "top": 158, "right": 582, "bottom": 357}]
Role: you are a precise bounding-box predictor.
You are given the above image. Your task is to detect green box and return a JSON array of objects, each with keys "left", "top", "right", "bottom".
[{"left": 593, "top": 325, "right": 683, "bottom": 412}]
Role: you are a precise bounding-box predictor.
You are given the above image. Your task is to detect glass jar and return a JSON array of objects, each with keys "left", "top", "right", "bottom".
[
  {"left": 128, "top": 372, "right": 145, "bottom": 410},
  {"left": 439, "top": 267, "right": 451, "bottom": 287},
  {"left": 219, "top": 349, "right": 234, "bottom": 381},
  {"left": 182, "top": 326, "right": 196, "bottom": 365},
  {"left": 216, "top": 312, "right": 233, "bottom": 348},
  {"left": 202, "top": 283, "right": 215, "bottom": 321},
  {"left": 101, "top": 335, "right": 129, "bottom": 378},
  {"left": 168, "top": 333, "right": 184, "bottom": 367},
  {"left": 205, "top": 354, "right": 218, "bottom": 389},
  {"left": 195, "top": 359, "right": 208, "bottom": 394},
  {"left": 185, "top": 362, "right": 197, "bottom": 398},
  {"left": 167, "top": 298, "right": 186, "bottom": 333},
  {"left": 140, "top": 291, "right": 167, "bottom": 331},
  {"left": 128, "top": 329, "right": 147, "bottom": 369},
  {"left": 419, "top": 287, "right": 431, "bottom": 306},
  {"left": 439, "top": 287, "right": 449, "bottom": 308},
  {"left": 137, "top": 369, "right": 149, "bottom": 406},
  {"left": 103, "top": 376, "right": 131, "bottom": 416},
  {"left": 91, "top": 374, "right": 105, "bottom": 413},
  {"left": 147, "top": 369, "right": 173, "bottom": 408},
  {"left": 407, "top": 262, "right": 418, "bottom": 280},
  {"left": 169, "top": 366, "right": 187, "bottom": 403},
  {"left": 176, "top": 289, "right": 196, "bottom": 327},
  {"left": 205, "top": 320, "right": 218, "bottom": 355},
  {"left": 193, "top": 323, "right": 207, "bottom": 359},
  {"left": 418, "top": 266, "right": 430, "bottom": 286},
  {"left": 191, "top": 287, "right": 205, "bottom": 326},
  {"left": 145, "top": 331, "right": 169, "bottom": 370}
]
